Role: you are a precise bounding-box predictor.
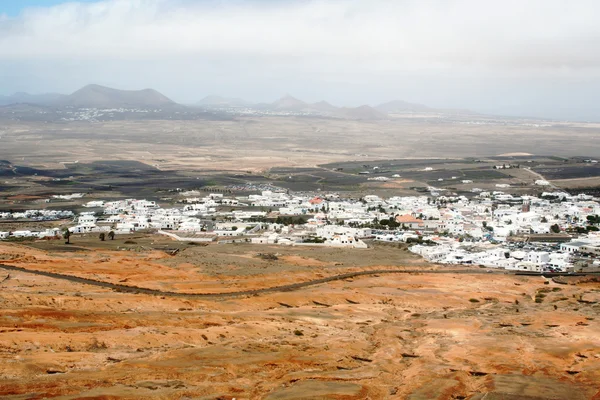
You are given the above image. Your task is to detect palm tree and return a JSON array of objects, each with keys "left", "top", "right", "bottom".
[{"left": 63, "top": 228, "right": 71, "bottom": 244}]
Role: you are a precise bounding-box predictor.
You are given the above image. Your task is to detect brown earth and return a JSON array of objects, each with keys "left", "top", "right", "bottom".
[{"left": 0, "top": 239, "right": 599, "bottom": 399}]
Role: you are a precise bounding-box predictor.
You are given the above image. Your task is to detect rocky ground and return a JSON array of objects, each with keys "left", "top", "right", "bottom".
[{"left": 0, "top": 238, "right": 599, "bottom": 399}]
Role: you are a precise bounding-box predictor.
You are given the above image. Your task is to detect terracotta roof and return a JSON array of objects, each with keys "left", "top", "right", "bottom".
[{"left": 395, "top": 214, "right": 423, "bottom": 224}]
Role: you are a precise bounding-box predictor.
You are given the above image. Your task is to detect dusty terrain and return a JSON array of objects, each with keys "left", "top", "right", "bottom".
[
  {"left": 1, "top": 238, "right": 599, "bottom": 399},
  {"left": 2, "top": 117, "right": 600, "bottom": 174},
  {"left": 2, "top": 116, "right": 600, "bottom": 206}
]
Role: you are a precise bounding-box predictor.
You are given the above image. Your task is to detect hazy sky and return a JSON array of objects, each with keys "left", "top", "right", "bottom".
[{"left": 1, "top": 0, "right": 600, "bottom": 119}]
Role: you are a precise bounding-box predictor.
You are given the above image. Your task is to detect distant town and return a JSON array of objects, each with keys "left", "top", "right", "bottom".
[{"left": 2, "top": 187, "right": 599, "bottom": 275}]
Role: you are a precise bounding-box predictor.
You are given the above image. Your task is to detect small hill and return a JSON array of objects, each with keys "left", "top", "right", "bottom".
[
  {"left": 271, "top": 95, "right": 309, "bottom": 111},
  {"left": 0, "top": 92, "right": 66, "bottom": 106},
  {"left": 59, "top": 84, "right": 177, "bottom": 108},
  {"left": 337, "top": 105, "right": 387, "bottom": 120},
  {"left": 311, "top": 101, "right": 339, "bottom": 113},
  {"left": 198, "top": 95, "right": 249, "bottom": 107},
  {"left": 375, "top": 100, "right": 432, "bottom": 113}
]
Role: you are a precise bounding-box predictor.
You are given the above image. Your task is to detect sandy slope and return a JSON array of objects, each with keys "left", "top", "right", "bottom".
[{"left": 0, "top": 241, "right": 599, "bottom": 399}]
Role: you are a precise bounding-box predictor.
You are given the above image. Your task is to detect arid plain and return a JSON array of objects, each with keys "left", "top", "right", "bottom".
[
  {"left": 1, "top": 239, "right": 599, "bottom": 399},
  {"left": 2, "top": 116, "right": 600, "bottom": 172}
]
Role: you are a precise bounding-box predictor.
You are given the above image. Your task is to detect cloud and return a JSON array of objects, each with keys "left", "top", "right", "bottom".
[
  {"left": 1, "top": 0, "right": 600, "bottom": 71},
  {"left": 2, "top": 0, "right": 600, "bottom": 119}
]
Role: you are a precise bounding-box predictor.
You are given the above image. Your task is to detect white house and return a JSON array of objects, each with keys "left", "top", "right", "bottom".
[
  {"left": 527, "top": 251, "right": 550, "bottom": 265},
  {"left": 78, "top": 214, "right": 97, "bottom": 225},
  {"left": 316, "top": 225, "right": 371, "bottom": 239},
  {"left": 510, "top": 261, "right": 542, "bottom": 272},
  {"left": 326, "top": 235, "right": 368, "bottom": 248},
  {"left": 561, "top": 241, "right": 588, "bottom": 253}
]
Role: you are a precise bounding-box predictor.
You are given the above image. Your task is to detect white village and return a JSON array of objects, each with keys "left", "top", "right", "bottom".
[{"left": 2, "top": 187, "right": 600, "bottom": 275}]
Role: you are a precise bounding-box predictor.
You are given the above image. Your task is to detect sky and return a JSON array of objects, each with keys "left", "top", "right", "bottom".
[
  {"left": 0, "top": 0, "right": 100, "bottom": 16},
  {"left": 1, "top": 0, "right": 600, "bottom": 120}
]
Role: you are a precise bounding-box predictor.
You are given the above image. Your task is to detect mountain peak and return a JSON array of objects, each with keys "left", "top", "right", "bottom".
[
  {"left": 337, "top": 105, "right": 387, "bottom": 120},
  {"left": 60, "top": 84, "right": 176, "bottom": 108},
  {"left": 272, "top": 94, "right": 308, "bottom": 110},
  {"left": 311, "top": 100, "right": 339, "bottom": 112}
]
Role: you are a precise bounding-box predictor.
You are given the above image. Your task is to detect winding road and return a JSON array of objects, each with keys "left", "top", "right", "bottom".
[{"left": 522, "top": 167, "right": 559, "bottom": 189}]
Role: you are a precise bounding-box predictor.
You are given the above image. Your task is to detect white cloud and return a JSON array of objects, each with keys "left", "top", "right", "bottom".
[
  {"left": 2, "top": 0, "right": 600, "bottom": 119},
  {"left": 1, "top": 0, "right": 599, "bottom": 71}
]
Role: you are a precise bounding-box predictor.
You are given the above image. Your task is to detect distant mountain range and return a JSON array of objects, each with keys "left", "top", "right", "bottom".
[
  {"left": 0, "top": 84, "right": 176, "bottom": 109},
  {"left": 198, "top": 94, "right": 389, "bottom": 120},
  {"left": 0, "top": 84, "right": 475, "bottom": 119},
  {"left": 197, "top": 94, "right": 468, "bottom": 119},
  {"left": 0, "top": 92, "right": 66, "bottom": 106}
]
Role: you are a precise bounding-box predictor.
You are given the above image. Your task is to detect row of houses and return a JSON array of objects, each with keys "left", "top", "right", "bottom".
[
  {"left": 0, "top": 228, "right": 63, "bottom": 240},
  {"left": 0, "top": 209, "right": 74, "bottom": 221},
  {"left": 3, "top": 188, "right": 599, "bottom": 262},
  {"left": 410, "top": 240, "right": 578, "bottom": 272}
]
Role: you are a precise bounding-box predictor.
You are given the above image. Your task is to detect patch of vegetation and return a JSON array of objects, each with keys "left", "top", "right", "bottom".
[
  {"left": 535, "top": 292, "right": 546, "bottom": 303},
  {"left": 88, "top": 338, "right": 108, "bottom": 351},
  {"left": 4, "top": 236, "right": 36, "bottom": 243},
  {"left": 303, "top": 236, "right": 326, "bottom": 244},
  {"left": 469, "top": 298, "right": 480, "bottom": 303},
  {"left": 275, "top": 216, "right": 308, "bottom": 226},
  {"left": 257, "top": 253, "right": 278, "bottom": 261}
]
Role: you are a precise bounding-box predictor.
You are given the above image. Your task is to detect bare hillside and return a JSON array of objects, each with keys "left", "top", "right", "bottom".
[{"left": 59, "top": 84, "right": 177, "bottom": 108}]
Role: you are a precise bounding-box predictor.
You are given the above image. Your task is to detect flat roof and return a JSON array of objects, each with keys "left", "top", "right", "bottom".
[{"left": 563, "top": 241, "right": 590, "bottom": 247}]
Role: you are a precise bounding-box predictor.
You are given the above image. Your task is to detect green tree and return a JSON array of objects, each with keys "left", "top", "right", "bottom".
[
  {"left": 99, "top": 232, "right": 106, "bottom": 241},
  {"left": 108, "top": 231, "right": 115, "bottom": 240},
  {"left": 63, "top": 228, "right": 71, "bottom": 244},
  {"left": 550, "top": 224, "right": 560, "bottom": 234}
]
